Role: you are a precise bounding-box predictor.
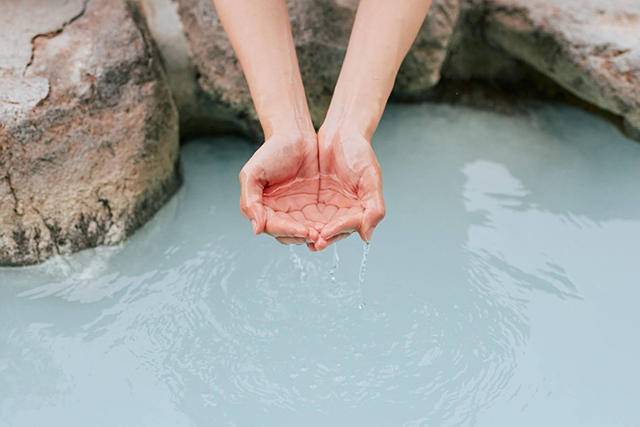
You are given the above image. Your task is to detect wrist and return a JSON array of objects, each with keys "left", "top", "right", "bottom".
[
  {"left": 261, "top": 111, "right": 315, "bottom": 141},
  {"left": 323, "top": 93, "right": 383, "bottom": 141},
  {"left": 265, "top": 116, "right": 316, "bottom": 146},
  {"left": 256, "top": 79, "right": 316, "bottom": 142},
  {"left": 318, "top": 119, "right": 368, "bottom": 150},
  {"left": 320, "top": 109, "right": 373, "bottom": 144}
]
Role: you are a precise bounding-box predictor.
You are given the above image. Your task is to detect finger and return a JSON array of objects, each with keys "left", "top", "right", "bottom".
[
  {"left": 276, "top": 237, "right": 308, "bottom": 245},
  {"left": 246, "top": 204, "right": 266, "bottom": 235},
  {"left": 359, "top": 167, "right": 385, "bottom": 242},
  {"left": 307, "top": 227, "right": 320, "bottom": 244},
  {"left": 360, "top": 198, "right": 385, "bottom": 243},
  {"left": 239, "top": 168, "right": 266, "bottom": 234},
  {"left": 307, "top": 243, "right": 317, "bottom": 252},
  {"left": 314, "top": 232, "right": 351, "bottom": 251},
  {"left": 320, "top": 214, "right": 362, "bottom": 240},
  {"left": 264, "top": 214, "right": 309, "bottom": 238}
]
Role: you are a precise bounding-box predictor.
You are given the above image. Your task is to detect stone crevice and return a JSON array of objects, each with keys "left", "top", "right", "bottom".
[
  {"left": 98, "top": 197, "right": 115, "bottom": 234},
  {"left": 24, "top": 0, "right": 91, "bottom": 77},
  {"left": 33, "top": 207, "right": 61, "bottom": 256},
  {"left": 2, "top": 169, "right": 23, "bottom": 216}
]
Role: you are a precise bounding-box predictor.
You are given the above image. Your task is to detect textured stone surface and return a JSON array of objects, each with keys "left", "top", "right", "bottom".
[
  {"left": 446, "top": 0, "right": 640, "bottom": 138},
  {"left": 0, "top": 0, "right": 181, "bottom": 266},
  {"left": 168, "top": 0, "right": 460, "bottom": 140},
  {"left": 486, "top": 0, "right": 640, "bottom": 138},
  {"left": 441, "top": 0, "right": 527, "bottom": 84}
]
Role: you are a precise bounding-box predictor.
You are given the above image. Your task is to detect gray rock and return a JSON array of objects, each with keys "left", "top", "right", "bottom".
[
  {"left": 149, "top": 0, "right": 460, "bottom": 140},
  {"left": 0, "top": 0, "right": 181, "bottom": 266},
  {"left": 448, "top": 0, "right": 640, "bottom": 139},
  {"left": 441, "top": 0, "right": 528, "bottom": 84}
]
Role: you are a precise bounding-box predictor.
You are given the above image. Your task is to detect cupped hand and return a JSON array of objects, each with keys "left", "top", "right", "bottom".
[
  {"left": 239, "top": 133, "right": 324, "bottom": 245},
  {"left": 240, "top": 129, "right": 385, "bottom": 251},
  {"left": 313, "top": 126, "right": 386, "bottom": 251}
]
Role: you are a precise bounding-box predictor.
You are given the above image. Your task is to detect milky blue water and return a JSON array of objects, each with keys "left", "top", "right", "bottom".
[{"left": 2, "top": 103, "right": 640, "bottom": 426}]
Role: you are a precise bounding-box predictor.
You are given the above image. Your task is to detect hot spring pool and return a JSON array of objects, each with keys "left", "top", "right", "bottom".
[{"left": 1, "top": 103, "right": 639, "bottom": 426}]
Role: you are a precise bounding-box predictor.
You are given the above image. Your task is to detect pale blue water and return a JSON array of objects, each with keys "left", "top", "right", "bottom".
[{"left": 2, "top": 103, "right": 640, "bottom": 426}]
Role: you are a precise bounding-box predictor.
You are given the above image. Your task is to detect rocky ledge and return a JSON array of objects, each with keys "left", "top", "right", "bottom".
[
  {"left": 142, "top": 0, "right": 639, "bottom": 141},
  {"left": 0, "top": 0, "right": 180, "bottom": 266},
  {"left": 1, "top": 0, "right": 638, "bottom": 266},
  {"left": 480, "top": 0, "right": 640, "bottom": 139}
]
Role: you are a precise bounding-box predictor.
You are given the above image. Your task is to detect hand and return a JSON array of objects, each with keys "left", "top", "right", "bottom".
[
  {"left": 312, "top": 126, "right": 386, "bottom": 251},
  {"left": 218, "top": 0, "right": 428, "bottom": 253},
  {"left": 239, "top": 133, "right": 324, "bottom": 245}
]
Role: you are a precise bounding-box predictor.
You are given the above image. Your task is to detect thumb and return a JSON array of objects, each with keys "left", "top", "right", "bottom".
[
  {"left": 359, "top": 184, "right": 385, "bottom": 243},
  {"left": 239, "top": 168, "right": 266, "bottom": 235},
  {"left": 247, "top": 203, "right": 266, "bottom": 235}
]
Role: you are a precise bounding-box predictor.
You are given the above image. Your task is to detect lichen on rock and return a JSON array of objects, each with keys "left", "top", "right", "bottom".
[{"left": 0, "top": 0, "right": 181, "bottom": 266}]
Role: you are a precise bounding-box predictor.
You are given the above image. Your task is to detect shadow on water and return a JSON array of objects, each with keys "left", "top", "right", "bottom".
[{"left": 1, "top": 103, "right": 640, "bottom": 426}]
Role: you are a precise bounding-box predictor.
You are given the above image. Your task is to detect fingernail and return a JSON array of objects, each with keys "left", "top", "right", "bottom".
[
  {"left": 251, "top": 220, "right": 258, "bottom": 234},
  {"left": 365, "top": 227, "right": 375, "bottom": 243}
]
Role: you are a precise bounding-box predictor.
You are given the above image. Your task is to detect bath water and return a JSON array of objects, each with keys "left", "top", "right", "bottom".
[
  {"left": 329, "top": 244, "right": 339, "bottom": 284},
  {"left": 2, "top": 103, "right": 640, "bottom": 426}
]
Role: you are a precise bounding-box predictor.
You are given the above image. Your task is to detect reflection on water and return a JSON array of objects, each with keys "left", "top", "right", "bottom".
[{"left": 2, "top": 103, "right": 640, "bottom": 427}]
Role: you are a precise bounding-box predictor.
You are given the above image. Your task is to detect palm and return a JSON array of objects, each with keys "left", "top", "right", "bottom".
[
  {"left": 314, "top": 129, "right": 385, "bottom": 251},
  {"left": 262, "top": 177, "right": 324, "bottom": 244},
  {"left": 240, "top": 134, "right": 323, "bottom": 245},
  {"left": 240, "top": 131, "right": 384, "bottom": 251}
]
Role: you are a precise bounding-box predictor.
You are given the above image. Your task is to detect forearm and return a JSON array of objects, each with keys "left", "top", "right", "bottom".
[
  {"left": 324, "top": 0, "right": 433, "bottom": 139},
  {"left": 212, "top": 0, "right": 314, "bottom": 139}
]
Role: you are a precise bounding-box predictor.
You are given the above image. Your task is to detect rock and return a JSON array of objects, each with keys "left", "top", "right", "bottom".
[
  {"left": 0, "top": 0, "right": 181, "bottom": 266},
  {"left": 393, "top": 0, "right": 461, "bottom": 98},
  {"left": 441, "top": 0, "right": 529, "bottom": 84},
  {"left": 448, "top": 0, "right": 640, "bottom": 139},
  {"left": 136, "top": 0, "right": 205, "bottom": 137},
  {"left": 145, "top": 0, "right": 460, "bottom": 140}
]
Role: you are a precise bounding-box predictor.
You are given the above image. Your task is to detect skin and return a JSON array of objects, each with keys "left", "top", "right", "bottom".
[{"left": 213, "top": 0, "right": 433, "bottom": 251}]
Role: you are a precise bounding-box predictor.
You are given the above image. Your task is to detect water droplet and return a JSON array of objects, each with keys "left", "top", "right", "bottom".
[
  {"left": 329, "top": 244, "right": 339, "bottom": 284},
  {"left": 290, "top": 245, "right": 306, "bottom": 282}
]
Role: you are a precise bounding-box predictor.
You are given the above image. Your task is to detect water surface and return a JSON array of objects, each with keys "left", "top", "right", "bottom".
[{"left": 1, "top": 103, "right": 640, "bottom": 426}]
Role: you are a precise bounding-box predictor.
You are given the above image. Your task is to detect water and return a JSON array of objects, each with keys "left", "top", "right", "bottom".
[
  {"left": 357, "top": 243, "right": 370, "bottom": 309},
  {"left": 2, "top": 103, "right": 640, "bottom": 426},
  {"left": 329, "top": 245, "right": 339, "bottom": 284}
]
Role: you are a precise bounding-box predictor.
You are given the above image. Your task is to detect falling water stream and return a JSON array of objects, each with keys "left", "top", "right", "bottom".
[
  {"left": 329, "top": 244, "right": 339, "bottom": 284},
  {"left": 2, "top": 103, "right": 640, "bottom": 426},
  {"left": 357, "top": 243, "right": 370, "bottom": 309}
]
